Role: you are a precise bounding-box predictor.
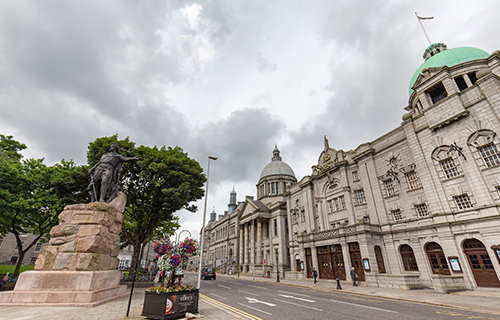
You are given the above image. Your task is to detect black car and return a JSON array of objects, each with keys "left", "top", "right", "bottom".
[{"left": 202, "top": 268, "right": 216, "bottom": 280}]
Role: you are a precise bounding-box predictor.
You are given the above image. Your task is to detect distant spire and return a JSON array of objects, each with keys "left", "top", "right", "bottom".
[{"left": 228, "top": 187, "right": 237, "bottom": 214}]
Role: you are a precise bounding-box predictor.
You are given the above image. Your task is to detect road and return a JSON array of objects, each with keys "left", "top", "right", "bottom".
[{"left": 183, "top": 272, "right": 500, "bottom": 320}]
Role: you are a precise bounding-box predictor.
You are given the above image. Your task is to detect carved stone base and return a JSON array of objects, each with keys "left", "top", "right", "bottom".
[{"left": 0, "top": 270, "right": 127, "bottom": 306}]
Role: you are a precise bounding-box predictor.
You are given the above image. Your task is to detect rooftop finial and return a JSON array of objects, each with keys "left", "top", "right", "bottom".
[{"left": 415, "top": 12, "right": 433, "bottom": 46}]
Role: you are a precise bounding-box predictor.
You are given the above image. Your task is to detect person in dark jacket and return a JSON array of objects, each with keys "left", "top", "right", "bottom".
[
  {"left": 312, "top": 268, "right": 318, "bottom": 284},
  {"left": 350, "top": 267, "right": 357, "bottom": 286}
]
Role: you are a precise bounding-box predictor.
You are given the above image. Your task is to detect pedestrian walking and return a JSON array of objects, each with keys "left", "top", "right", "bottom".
[
  {"left": 350, "top": 267, "right": 357, "bottom": 286},
  {"left": 312, "top": 267, "right": 318, "bottom": 284}
]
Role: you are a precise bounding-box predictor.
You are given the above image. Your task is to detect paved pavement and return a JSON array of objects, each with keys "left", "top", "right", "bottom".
[{"left": 0, "top": 273, "right": 499, "bottom": 319}]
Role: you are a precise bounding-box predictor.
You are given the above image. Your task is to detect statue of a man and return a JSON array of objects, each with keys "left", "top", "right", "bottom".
[
  {"left": 324, "top": 135, "right": 329, "bottom": 150},
  {"left": 88, "top": 142, "right": 140, "bottom": 203}
]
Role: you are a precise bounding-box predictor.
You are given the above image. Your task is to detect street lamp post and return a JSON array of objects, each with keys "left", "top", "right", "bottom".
[
  {"left": 197, "top": 156, "right": 217, "bottom": 289},
  {"left": 275, "top": 248, "right": 280, "bottom": 282},
  {"left": 331, "top": 245, "right": 342, "bottom": 290}
]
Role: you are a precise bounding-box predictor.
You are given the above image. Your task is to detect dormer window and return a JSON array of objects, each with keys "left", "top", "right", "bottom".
[
  {"left": 454, "top": 76, "right": 468, "bottom": 91},
  {"left": 468, "top": 72, "right": 478, "bottom": 85},
  {"left": 427, "top": 82, "right": 448, "bottom": 104}
]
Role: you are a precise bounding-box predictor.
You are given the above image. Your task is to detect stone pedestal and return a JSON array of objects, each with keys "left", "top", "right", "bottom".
[
  {"left": 0, "top": 270, "right": 127, "bottom": 306},
  {"left": 0, "top": 192, "right": 128, "bottom": 306}
]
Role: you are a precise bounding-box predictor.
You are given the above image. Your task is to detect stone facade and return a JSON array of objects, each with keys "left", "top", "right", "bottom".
[{"left": 204, "top": 45, "right": 500, "bottom": 292}]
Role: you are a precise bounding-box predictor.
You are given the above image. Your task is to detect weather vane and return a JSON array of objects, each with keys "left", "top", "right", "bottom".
[{"left": 415, "top": 12, "right": 434, "bottom": 46}]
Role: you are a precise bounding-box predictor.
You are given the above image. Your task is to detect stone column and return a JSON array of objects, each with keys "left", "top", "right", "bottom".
[
  {"left": 239, "top": 226, "right": 244, "bottom": 265},
  {"left": 244, "top": 223, "right": 249, "bottom": 265},
  {"left": 257, "top": 219, "right": 263, "bottom": 264},
  {"left": 250, "top": 220, "right": 255, "bottom": 265}
]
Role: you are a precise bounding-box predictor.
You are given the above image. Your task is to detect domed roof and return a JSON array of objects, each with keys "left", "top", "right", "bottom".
[
  {"left": 409, "top": 45, "right": 489, "bottom": 95},
  {"left": 259, "top": 145, "right": 296, "bottom": 179}
]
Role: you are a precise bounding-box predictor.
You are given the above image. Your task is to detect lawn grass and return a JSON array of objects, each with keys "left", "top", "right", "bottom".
[{"left": 0, "top": 265, "right": 34, "bottom": 275}]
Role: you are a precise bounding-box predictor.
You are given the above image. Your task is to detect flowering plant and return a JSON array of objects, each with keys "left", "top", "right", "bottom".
[
  {"left": 152, "top": 237, "right": 200, "bottom": 290},
  {"left": 146, "top": 284, "right": 196, "bottom": 294},
  {"left": 154, "top": 239, "right": 172, "bottom": 256},
  {"left": 177, "top": 238, "right": 200, "bottom": 258}
]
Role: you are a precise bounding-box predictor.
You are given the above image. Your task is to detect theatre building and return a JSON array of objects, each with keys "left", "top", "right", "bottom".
[
  {"left": 287, "top": 43, "right": 500, "bottom": 291},
  {"left": 203, "top": 43, "right": 500, "bottom": 292}
]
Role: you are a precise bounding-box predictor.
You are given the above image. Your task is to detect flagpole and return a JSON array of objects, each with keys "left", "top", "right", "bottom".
[{"left": 415, "top": 12, "right": 432, "bottom": 46}]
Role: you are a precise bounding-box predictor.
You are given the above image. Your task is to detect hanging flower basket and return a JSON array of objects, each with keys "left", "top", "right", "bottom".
[{"left": 142, "top": 238, "right": 200, "bottom": 319}]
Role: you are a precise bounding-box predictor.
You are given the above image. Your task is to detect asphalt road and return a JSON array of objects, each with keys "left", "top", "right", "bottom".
[{"left": 183, "top": 273, "right": 500, "bottom": 320}]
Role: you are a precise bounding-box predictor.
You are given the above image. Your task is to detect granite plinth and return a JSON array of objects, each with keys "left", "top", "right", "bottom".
[{"left": 0, "top": 270, "right": 127, "bottom": 306}]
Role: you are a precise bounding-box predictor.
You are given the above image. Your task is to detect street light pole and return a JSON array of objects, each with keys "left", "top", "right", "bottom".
[
  {"left": 331, "top": 245, "right": 342, "bottom": 290},
  {"left": 275, "top": 248, "right": 280, "bottom": 282},
  {"left": 197, "top": 156, "right": 217, "bottom": 289}
]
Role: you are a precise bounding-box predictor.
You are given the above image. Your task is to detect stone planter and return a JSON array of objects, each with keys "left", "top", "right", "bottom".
[{"left": 141, "top": 289, "right": 199, "bottom": 320}]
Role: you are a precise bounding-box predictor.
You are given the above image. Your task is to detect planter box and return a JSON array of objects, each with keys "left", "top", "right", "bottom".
[{"left": 141, "top": 289, "right": 199, "bottom": 320}]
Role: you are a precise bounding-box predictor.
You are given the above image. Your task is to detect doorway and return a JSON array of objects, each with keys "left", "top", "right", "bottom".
[{"left": 463, "top": 239, "right": 500, "bottom": 287}]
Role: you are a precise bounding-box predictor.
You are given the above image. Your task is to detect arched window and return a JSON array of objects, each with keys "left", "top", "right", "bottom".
[
  {"left": 375, "top": 246, "right": 386, "bottom": 273},
  {"left": 400, "top": 244, "right": 419, "bottom": 271},
  {"left": 425, "top": 242, "right": 450, "bottom": 275},
  {"left": 468, "top": 130, "right": 500, "bottom": 167}
]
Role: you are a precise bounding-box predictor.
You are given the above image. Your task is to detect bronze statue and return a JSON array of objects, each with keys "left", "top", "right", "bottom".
[{"left": 88, "top": 142, "right": 140, "bottom": 203}]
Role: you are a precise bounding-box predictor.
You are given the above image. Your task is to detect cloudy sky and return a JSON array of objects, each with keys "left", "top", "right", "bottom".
[{"left": 1, "top": 1, "right": 499, "bottom": 241}]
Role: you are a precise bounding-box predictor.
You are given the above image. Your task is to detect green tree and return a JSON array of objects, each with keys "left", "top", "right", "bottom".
[
  {"left": 87, "top": 135, "right": 206, "bottom": 272},
  {"left": 0, "top": 135, "right": 88, "bottom": 276}
]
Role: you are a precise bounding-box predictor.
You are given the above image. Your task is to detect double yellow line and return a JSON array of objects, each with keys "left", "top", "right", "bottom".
[{"left": 200, "top": 293, "right": 262, "bottom": 320}]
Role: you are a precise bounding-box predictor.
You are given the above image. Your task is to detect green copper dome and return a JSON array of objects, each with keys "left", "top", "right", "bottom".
[{"left": 409, "top": 46, "right": 489, "bottom": 95}]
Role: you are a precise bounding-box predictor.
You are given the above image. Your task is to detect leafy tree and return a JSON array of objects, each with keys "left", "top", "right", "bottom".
[
  {"left": 87, "top": 135, "right": 206, "bottom": 272},
  {"left": 0, "top": 135, "right": 88, "bottom": 276}
]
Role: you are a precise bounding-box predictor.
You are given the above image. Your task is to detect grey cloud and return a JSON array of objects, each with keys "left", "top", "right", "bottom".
[
  {"left": 190, "top": 108, "right": 286, "bottom": 185},
  {"left": 255, "top": 52, "right": 277, "bottom": 72}
]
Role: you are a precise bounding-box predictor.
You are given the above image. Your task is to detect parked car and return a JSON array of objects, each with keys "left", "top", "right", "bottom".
[
  {"left": 175, "top": 268, "right": 184, "bottom": 279},
  {"left": 202, "top": 268, "right": 216, "bottom": 280}
]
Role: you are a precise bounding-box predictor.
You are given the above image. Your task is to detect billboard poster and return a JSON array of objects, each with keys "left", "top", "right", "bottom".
[{"left": 165, "top": 291, "right": 199, "bottom": 315}]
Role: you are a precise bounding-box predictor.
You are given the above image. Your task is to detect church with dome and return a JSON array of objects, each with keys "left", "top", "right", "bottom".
[{"left": 201, "top": 42, "right": 500, "bottom": 291}]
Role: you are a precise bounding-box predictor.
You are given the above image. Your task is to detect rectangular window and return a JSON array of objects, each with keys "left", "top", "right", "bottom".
[
  {"left": 427, "top": 83, "right": 448, "bottom": 104},
  {"left": 330, "top": 195, "right": 346, "bottom": 211},
  {"left": 415, "top": 203, "right": 430, "bottom": 217},
  {"left": 276, "top": 183, "right": 279, "bottom": 194},
  {"left": 384, "top": 179, "right": 396, "bottom": 197},
  {"left": 478, "top": 144, "right": 500, "bottom": 167},
  {"left": 454, "top": 76, "right": 468, "bottom": 91},
  {"left": 391, "top": 209, "right": 403, "bottom": 221},
  {"left": 10, "top": 256, "right": 18, "bottom": 264},
  {"left": 271, "top": 182, "right": 275, "bottom": 195},
  {"left": 405, "top": 171, "right": 421, "bottom": 190},
  {"left": 468, "top": 72, "right": 478, "bottom": 85},
  {"left": 283, "top": 182, "right": 287, "bottom": 193},
  {"left": 352, "top": 171, "right": 359, "bottom": 181},
  {"left": 30, "top": 257, "right": 37, "bottom": 265},
  {"left": 34, "top": 242, "right": 43, "bottom": 252},
  {"left": 454, "top": 194, "right": 473, "bottom": 210},
  {"left": 440, "top": 158, "right": 460, "bottom": 179},
  {"left": 273, "top": 219, "right": 278, "bottom": 237},
  {"left": 354, "top": 189, "right": 366, "bottom": 205}
]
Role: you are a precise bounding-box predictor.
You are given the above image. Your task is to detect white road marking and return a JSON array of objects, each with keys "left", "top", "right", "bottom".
[
  {"left": 238, "top": 290, "right": 260, "bottom": 296},
  {"left": 278, "top": 294, "right": 316, "bottom": 303},
  {"left": 228, "top": 281, "right": 243, "bottom": 285},
  {"left": 210, "top": 293, "right": 227, "bottom": 300},
  {"left": 278, "top": 290, "right": 311, "bottom": 298},
  {"left": 237, "top": 303, "right": 273, "bottom": 315},
  {"left": 274, "top": 298, "right": 323, "bottom": 311},
  {"left": 202, "top": 281, "right": 214, "bottom": 285},
  {"left": 218, "top": 285, "right": 232, "bottom": 289},
  {"left": 329, "top": 299, "right": 399, "bottom": 314},
  {"left": 245, "top": 297, "right": 277, "bottom": 306},
  {"left": 248, "top": 285, "right": 268, "bottom": 290}
]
